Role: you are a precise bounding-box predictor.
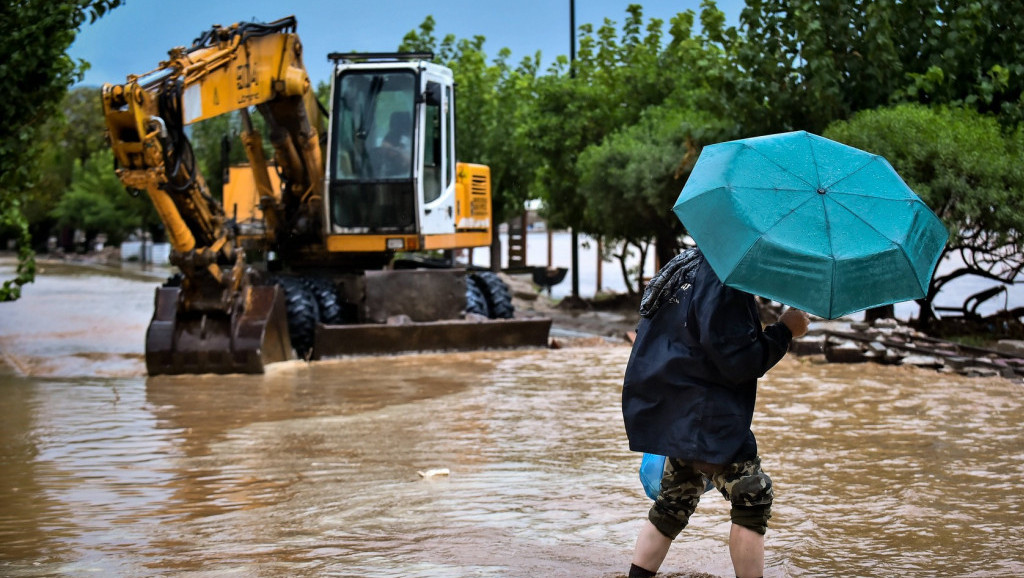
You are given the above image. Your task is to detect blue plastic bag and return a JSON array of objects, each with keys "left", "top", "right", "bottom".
[
  {"left": 639, "top": 453, "right": 666, "bottom": 500},
  {"left": 638, "top": 454, "right": 716, "bottom": 500}
]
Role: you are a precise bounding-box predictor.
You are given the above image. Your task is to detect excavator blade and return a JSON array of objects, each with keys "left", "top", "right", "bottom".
[
  {"left": 145, "top": 285, "right": 292, "bottom": 375},
  {"left": 312, "top": 318, "right": 553, "bottom": 358}
]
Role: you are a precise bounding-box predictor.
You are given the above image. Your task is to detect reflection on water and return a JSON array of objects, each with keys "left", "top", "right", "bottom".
[{"left": 2, "top": 259, "right": 1023, "bottom": 576}]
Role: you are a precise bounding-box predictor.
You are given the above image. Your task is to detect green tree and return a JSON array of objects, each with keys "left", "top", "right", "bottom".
[
  {"left": 892, "top": 0, "right": 1024, "bottom": 127},
  {"left": 0, "top": 0, "right": 122, "bottom": 300},
  {"left": 524, "top": 4, "right": 696, "bottom": 296},
  {"left": 578, "top": 106, "right": 735, "bottom": 294},
  {"left": 27, "top": 86, "right": 108, "bottom": 246},
  {"left": 51, "top": 149, "right": 157, "bottom": 246},
  {"left": 531, "top": 5, "right": 680, "bottom": 235},
  {"left": 571, "top": 2, "right": 740, "bottom": 283},
  {"left": 824, "top": 104, "right": 1024, "bottom": 323},
  {"left": 715, "top": 0, "right": 902, "bottom": 135},
  {"left": 719, "top": 0, "right": 1024, "bottom": 135}
]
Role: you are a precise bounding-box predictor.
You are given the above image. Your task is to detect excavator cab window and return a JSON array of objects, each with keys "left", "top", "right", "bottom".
[
  {"left": 329, "top": 70, "right": 417, "bottom": 233},
  {"left": 422, "top": 81, "right": 443, "bottom": 204}
]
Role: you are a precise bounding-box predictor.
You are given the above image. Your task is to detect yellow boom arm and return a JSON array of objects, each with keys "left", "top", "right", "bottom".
[{"left": 101, "top": 16, "right": 323, "bottom": 310}]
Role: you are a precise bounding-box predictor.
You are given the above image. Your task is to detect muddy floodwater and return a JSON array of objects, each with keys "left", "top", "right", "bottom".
[{"left": 1, "top": 258, "right": 1023, "bottom": 577}]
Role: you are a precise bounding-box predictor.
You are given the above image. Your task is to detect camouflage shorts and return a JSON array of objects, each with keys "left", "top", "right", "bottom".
[{"left": 648, "top": 456, "right": 773, "bottom": 538}]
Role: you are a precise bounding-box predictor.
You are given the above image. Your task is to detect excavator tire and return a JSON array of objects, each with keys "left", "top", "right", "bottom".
[
  {"left": 471, "top": 271, "right": 515, "bottom": 319},
  {"left": 303, "top": 276, "right": 345, "bottom": 325},
  {"left": 273, "top": 276, "right": 320, "bottom": 358},
  {"left": 465, "top": 275, "right": 489, "bottom": 317}
]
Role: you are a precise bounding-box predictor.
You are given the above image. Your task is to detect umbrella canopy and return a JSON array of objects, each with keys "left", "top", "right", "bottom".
[{"left": 673, "top": 131, "right": 948, "bottom": 319}]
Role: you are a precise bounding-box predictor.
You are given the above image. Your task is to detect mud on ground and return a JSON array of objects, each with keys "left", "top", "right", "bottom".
[{"left": 503, "top": 272, "right": 640, "bottom": 348}]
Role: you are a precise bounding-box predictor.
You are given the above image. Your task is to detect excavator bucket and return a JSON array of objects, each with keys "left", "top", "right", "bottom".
[{"left": 145, "top": 285, "right": 292, "bottom": 375}]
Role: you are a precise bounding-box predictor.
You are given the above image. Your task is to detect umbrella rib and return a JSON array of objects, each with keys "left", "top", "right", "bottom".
[
  {"left": 729, "top": 194, "right": 822, "bottom": 284},
  {"left": 823, "top": 193, "right": 838, "bottom": 319},
  {"left": 725, "top": 186, "right": 809, "bottom": 194},
  {"left": 827, "top": 195, "right": 929, "bottom": 294},
  {"left": 736, "top": 192, "right": 837, "bottom": 317},
  {"left": 755, "top": 193, "right": 821, "bottom": 235},
  {"left": 822, "top": 155, "right": 882, "bottom": 190},
  {"left": 739, "top": 143, "right": 817, "bottom": 189},
  {"left": 826, "top": 195, "right": 904, "bottom": 243},
  {"left": 805, "top": 132, "right": 825, "bottom": 189}
]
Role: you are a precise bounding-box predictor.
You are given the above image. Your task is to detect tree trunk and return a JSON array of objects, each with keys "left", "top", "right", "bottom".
[
  {"left": 489, "top": 225, "right": 502, "bottom": 273},
  {"left": 864, "top": 304, "right": 894, "bottom": 322}
]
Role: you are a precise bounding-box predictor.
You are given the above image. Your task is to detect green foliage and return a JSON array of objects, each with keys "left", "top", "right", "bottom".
[
  {"left": 0, "top": 197, "right": 36, "bottom": 301},
  {"left": 892, "top": 0, "right": 1024, "bottom": 127},
  {"left": 720, "top": 0, "right": 1024, "bottom": 135},
  {"left": 718, "top": 0, "right": 902, "bottom": 134},
  {"left": 824, "top": 104, "right": 1024, "bottom": 318},
  {"left": 51, "top": 149, "right": 157, "bottom": 246},
  {"left": 578, "top": 106, "right": 736, "bottom": 283},
  {"left": 0, "top": 0, "right": 122, "bottom": 301},
  {"left": 26, "top": 86, "right": 106, "bottom": 228},
  {"left": 529, "top": 4, "right": 689, "bottom": 232},
  {"left": 570, "top": 2, "right": 741, "bottom": 277}
]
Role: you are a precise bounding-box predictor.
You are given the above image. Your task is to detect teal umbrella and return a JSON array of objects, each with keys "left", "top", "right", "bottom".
[{"left": 673, "top": 131, "right": 948, "bottom": 319}]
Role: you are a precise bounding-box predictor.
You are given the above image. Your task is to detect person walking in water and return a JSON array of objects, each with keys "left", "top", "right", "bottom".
[{"left": 621, "top": 247, "right": 809, "bottom": 578}]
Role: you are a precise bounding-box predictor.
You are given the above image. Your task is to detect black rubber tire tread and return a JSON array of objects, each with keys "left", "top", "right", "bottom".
[
  {"left": 273, "top": 276, "right": 320, "bottom": 358},
  {"left": 471, "top": 271, "right": 515, "bottom": 319},
  {"left": 302, "top": 276, "right": 345, "bottom": 325},
  {"left": 465, "top": 275, "right": 490, "bottom": 317}
]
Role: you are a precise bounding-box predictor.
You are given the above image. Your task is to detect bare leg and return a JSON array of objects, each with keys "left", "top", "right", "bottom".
[
  {"left": 631, "top": 520, "right": 672, "bottom": 573},
  {"left": 729, "top": 523, "right": 764, "bottom": 578}
]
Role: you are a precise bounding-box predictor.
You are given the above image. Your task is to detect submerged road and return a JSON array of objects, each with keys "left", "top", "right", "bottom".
[{"left": 1, "top": 257, "right": 1022, "bottom": 577}]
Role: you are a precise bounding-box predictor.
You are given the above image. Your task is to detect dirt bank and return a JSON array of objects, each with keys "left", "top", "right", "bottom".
[
  {"left": 503, "top": 272, "right": 639, "bottom": 348},
  {"left": 503, "top": 271, "right": 1024, "bottom": 381}
]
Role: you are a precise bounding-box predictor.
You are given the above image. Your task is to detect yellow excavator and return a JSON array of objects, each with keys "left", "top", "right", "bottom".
[{"left": 101, "top": 16, "right": 550, "bottom": 375}]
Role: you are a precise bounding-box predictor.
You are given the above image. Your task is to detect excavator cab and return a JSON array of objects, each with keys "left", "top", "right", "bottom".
[{"left": 323, "top": 54, "right": 491, "bottom": 256}]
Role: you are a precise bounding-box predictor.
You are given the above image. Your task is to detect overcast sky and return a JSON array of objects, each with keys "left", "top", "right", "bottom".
[{"left": 69, "top": 0, "right": 744, "bottom": 87}]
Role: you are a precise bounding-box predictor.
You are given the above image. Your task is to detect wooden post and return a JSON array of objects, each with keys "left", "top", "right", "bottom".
[{"left": 547, "top": 229, "right": 553, "bottom": 268}]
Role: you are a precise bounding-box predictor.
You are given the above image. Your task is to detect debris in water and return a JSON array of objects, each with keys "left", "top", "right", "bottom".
[{"left": 417, "top": 468, "right": 450, "bottom": 478}]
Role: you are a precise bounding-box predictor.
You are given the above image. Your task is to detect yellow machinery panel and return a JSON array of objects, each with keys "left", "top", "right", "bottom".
[
  {"left": 180, "top": 32, "right": 309, "bottom": 124},
  {"left": 454, "top": 162, "right": 492, "bottom": 235},
  {"left": 223, "top": 165, "right": 281, "bottom": 222}
]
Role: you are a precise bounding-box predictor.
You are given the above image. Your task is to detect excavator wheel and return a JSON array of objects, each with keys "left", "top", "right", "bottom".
[
  {"left": 273, "top": 276, "right": 320, "bottom": 358},
  {"left": 471, "top": 272, "right": 515, "bottom": 319},
  {"left": 303, "top": 277, "right": 346, "bottom": 325},
  {"left": 465, "top": 275, "right": 489, "bottom": 317}
]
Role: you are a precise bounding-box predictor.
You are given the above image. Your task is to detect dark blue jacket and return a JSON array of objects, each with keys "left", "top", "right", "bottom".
[{"left": 622, "top": 253, "right": 792, "bottom": 464}]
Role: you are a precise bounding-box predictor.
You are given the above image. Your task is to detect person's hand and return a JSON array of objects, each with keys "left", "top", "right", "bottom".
[{"left": 779, "top": 307, "right": 810, "bottom": 338}]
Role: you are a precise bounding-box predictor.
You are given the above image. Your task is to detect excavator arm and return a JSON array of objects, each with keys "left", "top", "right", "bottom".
[{"left": 101, "top": 16, "right": 324, "bottom": 373}]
